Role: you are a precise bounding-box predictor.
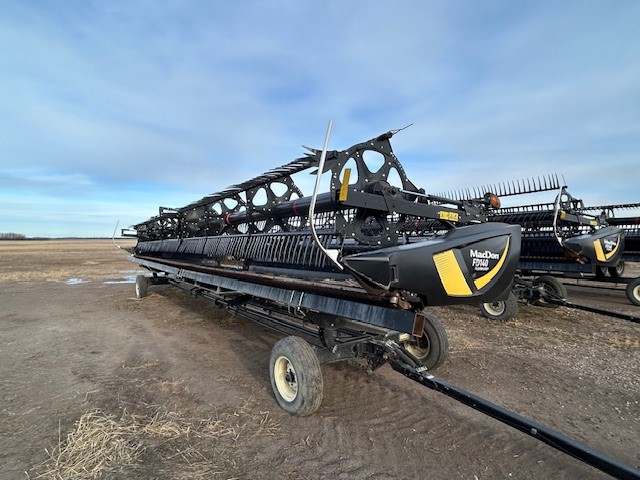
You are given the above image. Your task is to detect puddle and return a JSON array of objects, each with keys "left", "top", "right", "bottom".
[
  {"left": 103, "top": 275, "right": 138, "bottom": 284},
  {"left": 103, "top": 270, "right": 146, "bottom": 285},
  {"left": 64, "top": 271, "right": 145, "bottom": 285}
]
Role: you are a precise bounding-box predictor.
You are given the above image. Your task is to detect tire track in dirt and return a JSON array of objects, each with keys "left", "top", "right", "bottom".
[
  {"left": 139, "top": 286, "right": 619, "bottom": 479},
  {"left": 264, "top": 360, "right": 603, "bottom": 479}
]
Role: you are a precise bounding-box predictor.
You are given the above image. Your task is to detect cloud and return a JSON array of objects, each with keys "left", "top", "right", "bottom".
[{"left": 1, "top": 0, "right": 639, "bottom": 236}]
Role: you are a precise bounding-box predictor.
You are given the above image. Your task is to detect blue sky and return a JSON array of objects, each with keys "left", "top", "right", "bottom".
[{"left": 1, "top": 0, "right": 639, "bottom": 237}]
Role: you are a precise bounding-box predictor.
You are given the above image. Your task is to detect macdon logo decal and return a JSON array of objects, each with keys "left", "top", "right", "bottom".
[
  {"left": 469, "top": 249, "right": 500, "bottom": 271},
  {"left": 469, "top": 249, "right": 500, "bottom": 260},
  {"left": 603, "top": 238, "right": 617, "bottom": 252}
]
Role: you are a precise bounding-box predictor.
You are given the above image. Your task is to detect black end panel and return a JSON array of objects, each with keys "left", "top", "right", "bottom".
[
  {"left": 343, "top": 223, "right": 521, "bottom": 306},
  {"left": 564, "top": 226, "right": 624, "bottom": 266}
]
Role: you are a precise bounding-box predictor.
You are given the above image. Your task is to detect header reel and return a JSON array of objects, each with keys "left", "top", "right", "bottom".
[{"left": 129, "top": 129, "right": 520, "bottom": 310}]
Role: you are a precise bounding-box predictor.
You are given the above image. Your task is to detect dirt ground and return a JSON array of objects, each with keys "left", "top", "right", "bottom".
[{"left": 0, "top": 240, "right": 638, "bottom": 479}]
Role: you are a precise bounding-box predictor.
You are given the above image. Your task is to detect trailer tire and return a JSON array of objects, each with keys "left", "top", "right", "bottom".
[
  {"left": 626, "top": 277, "right": 640, "bottom": 306},
  {"left": 270, "top": 336, "right": 323, "bottom": 416},
  {"left": 533, "top": 275, "right": 567, "bottom": 308},
  {"left": 608, "top": 262, "right": 625, "bottom": 278},
  {"left": 479, "top": 292, "right": 518, "bottom": 321},
  {"left": 135, "top": 275, "right": 149, "bottom": 299},
  {"left": 595, "top": 267, "right": 607, "bottom": 279},
  {"left": 403, "top": 314, "right": 449, "bottom": 370}
]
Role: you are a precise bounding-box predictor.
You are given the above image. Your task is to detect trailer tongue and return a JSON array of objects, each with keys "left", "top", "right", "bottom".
[
  {"left": 126, "top": 126, "right": 639, "bottom": 479},
  {"left": 391, "top": 359, "right": 639, "bottom": 480}
]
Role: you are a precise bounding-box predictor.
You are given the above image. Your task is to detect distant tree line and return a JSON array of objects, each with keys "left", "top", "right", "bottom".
[{"left": 0, "top": 233, "right": 26, "bottom": 240}]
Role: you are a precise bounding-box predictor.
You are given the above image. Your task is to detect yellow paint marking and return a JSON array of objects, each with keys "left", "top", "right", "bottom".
[
  {"left": 339, "top": 168, "right": 351, "bottom": 202},
  {"left": 434, "top": 250, "right": 472, "bottom": 296}
]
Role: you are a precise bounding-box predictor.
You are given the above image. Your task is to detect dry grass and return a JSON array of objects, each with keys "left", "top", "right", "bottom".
[
  {"left": 0, "top": 239, "right": 137, "bottom": 283},
  {"left": 36, "top": 410, "right": 142, "bottom": 479},
  {"left": 33, "top": 400, "right": 280, "bottom": 479}
]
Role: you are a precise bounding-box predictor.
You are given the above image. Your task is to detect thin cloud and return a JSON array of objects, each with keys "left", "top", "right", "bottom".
[{"left": 1, "top": 1, "right": 638, "bottom": 236}]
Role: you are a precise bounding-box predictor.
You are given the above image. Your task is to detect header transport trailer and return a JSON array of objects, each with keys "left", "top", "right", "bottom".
[{"left": 124, "top": 124, "right": 638, "bottom": 479}]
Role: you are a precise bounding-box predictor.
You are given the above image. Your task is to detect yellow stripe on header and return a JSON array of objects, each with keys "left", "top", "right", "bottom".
[
  {"left": 593, "top": 239, "right": 605, "bottom": 262},
  {"left": 434, "top": 250, "right": 472, "bottom": 296}
]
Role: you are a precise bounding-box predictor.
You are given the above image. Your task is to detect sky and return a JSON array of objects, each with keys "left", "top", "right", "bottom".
[{"left": 1, "top": 0, "right": 639, "bottom": 237}]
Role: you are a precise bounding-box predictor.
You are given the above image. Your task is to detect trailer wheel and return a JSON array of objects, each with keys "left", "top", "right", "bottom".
[
  {"left": 403, "top": 314, "right": 449, "bottom": 370},
  {"left": 270, "top": 336, "right": 323, "bottom": 416},
  {"left": 533, "top": 275, "right": 567, "bottom": 308},
  {"left": 608, "top": 262, "right": 625, "bottom": 278},
  {"left": 479, "top": 292, "right": 518, "bottom": 321},
  {"left": 135, "top": 275, "right": 149, "bottom": 299},
  {"left": 626, "top": 277, "right": 640, "bottom": 306}
]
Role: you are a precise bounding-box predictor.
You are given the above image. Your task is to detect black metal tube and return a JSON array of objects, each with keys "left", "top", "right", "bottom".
[
  {"left": 391, "top": 362, "right": 640, "bottom": 480},
  {"left": 563, "top": 300, "right": 640, "bottom": 323},
  {"left": 224, "top": 192, "right": 337, "bottom": 226}
]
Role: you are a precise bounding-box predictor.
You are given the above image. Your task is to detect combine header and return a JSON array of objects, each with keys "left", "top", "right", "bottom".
[
  {"left": 440, "top": 175, "right": 625, "bottom": 274},
  {"left": 129, "top": 126, "right": 520, "bottom": 351},
  {"left": 125, "top": 125, "right": 639, "bottom": 478},
  {"left": 440, "top": 176, "right": 640, "bottom": 317}
]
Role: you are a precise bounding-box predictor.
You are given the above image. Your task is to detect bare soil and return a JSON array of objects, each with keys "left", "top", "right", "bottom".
[{"left": 0, "top": 240, "right": 638, "bottom": 479}]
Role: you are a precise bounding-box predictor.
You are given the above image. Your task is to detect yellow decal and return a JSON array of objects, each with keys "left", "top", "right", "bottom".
[
  {"left": 593, "top": 240, "right": 605, "bottom": 262},
  {"left": 560, "top": 211, "right": 567, "bottom": 220},
  {"left": 590, "top": 220, "right": 598, "bottom": 226},
  {"left": 474, "top": 237, "right": 510, "bottom": 290},
  {"left": 439, "top": 211, "right": 460, "bottom": 222},
  {"left": 433, "top": 250, "right": 472, "bottom": 296},
  {"left": 339, "top": 168, "right": 351, "bottom": 202}
]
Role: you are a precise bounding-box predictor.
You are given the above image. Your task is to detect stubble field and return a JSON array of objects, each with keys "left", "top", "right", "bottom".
[{"left": 0, "top": 239, "right": 638, "bottom": 479}]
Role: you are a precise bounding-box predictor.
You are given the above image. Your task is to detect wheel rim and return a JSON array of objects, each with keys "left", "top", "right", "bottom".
[
  {"left": 405, "top": 334, "right": 431, "bottom": 360},
  {"left": 135, "top": 282, "right": 141, "bottom": 297},
  {"left": 538, "top": 284, "right": 558, "bottom": 303},
  {"left": 274, "top": 356, "right": 298, "bottom": 402},
  {"left": 483, "top": 301, "right": 506, "bottom": 316},
  {"left": 633, "top": 284, "right": 640, "bottom": 302}
]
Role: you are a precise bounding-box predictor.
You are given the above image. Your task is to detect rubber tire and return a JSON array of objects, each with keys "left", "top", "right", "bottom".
[
  {"left": 135, "top": 275, "right": 149, "bottom": 299},
  {"left": 533, "top": 275, "right": 567, "bottom": 308},
  {"left": 270, "top": 336, "right": 323, "bottom": 416},
  {"left": 595, "top": 266, "right": 607, "bottom": 279},
  {"left": 608, "top": 262, "right": 625, "bottom": 278},
  {"left": 626, "top": 277, "right": 640, "bottom": 306},
  {"left": 479, "top": 292, "right": 519, "bottom": 321},
  {"left": 403, "top": 314, "right": 449, "bottom": 371}
]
